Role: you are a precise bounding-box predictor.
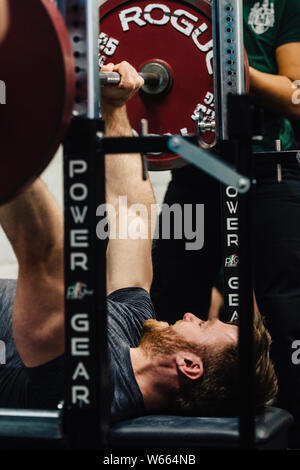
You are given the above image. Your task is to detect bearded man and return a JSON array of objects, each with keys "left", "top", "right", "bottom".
[{"left": 0, "top": 60, "right": 277, "bottom": 423}]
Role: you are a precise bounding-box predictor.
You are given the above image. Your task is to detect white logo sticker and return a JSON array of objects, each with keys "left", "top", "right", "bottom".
[{"left": 248, "top": 0, "right": 275, "bottom": 35}]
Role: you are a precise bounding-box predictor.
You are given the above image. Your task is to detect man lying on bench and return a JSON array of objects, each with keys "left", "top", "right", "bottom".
[{"left": 0, "top": 61, "right": 277, "bottom": 423}]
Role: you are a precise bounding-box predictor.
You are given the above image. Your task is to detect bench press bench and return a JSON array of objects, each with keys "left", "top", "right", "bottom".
[{"left": 0, "top": 407, "right": 293, "bottom": 450}]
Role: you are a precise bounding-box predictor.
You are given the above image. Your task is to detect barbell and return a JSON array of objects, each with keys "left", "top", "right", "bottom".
[
  {"left": 0, "top": 0, "right": 250, "bottom": 204},
  {"left": 100, "top": 59, "right": 174, "bottom": 95}
]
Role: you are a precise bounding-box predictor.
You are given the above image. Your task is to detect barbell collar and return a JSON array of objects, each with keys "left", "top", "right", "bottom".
[{"left": 138, "top": 60, "right": 173, "bottom": 96}]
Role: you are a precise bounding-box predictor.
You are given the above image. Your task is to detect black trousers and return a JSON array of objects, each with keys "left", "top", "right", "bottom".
[
  {"left": 253, "top": 167, "right": 300, "bottom": 447},
  {"left": 151, "top": 163, "right": 300, "bottom": 446}
]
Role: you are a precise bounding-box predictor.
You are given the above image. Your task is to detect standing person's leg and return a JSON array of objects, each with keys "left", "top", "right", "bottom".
[
  {"left": 151, "top": 166, "right": 222, "bottom": 323},
  {"left": 253, "top": 168, "right": 300, "bottom": 448}
]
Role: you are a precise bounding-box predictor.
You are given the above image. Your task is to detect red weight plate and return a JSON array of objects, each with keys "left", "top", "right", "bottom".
[
  {"left": 100, "top": 0, "right": 214, "bottom": 170},
  {"left": 0, "top": 0, "right": 75, "bottom": 204},
  {"left": 99, "top": 0, "right": 250, "bottom": 170}
]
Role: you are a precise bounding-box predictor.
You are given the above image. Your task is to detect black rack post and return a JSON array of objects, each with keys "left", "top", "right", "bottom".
[
  {"left": 63, "top": 116, "right": 109, "bottom": 449},
  {"left": 62, "top": 0, "right": 110, "bottom": 449},
  {"left": 227, "top": 94, "right": 255, "bottom": 449},
  {"left": 212, "top": 0, "right": 255, "bottom": 449}
]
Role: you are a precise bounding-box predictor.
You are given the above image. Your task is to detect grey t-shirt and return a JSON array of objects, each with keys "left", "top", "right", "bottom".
[
  {"left": 107, "top": 287, "right": 155, "bottom": 422},
  {"left": 0, "top": 279, "right": 22, "bottom": 367},
  {"left": 0, "top": 279, "right": 155, "bottom": 422}
]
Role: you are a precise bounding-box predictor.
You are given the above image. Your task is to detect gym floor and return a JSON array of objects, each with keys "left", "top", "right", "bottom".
[{"left": 0, "top": 147, "right": 171, "bottom": 278}]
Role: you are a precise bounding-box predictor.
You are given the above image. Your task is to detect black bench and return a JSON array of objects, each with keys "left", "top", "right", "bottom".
[{"left": 0, "top": 406, "right": 293, "bottom": 450}]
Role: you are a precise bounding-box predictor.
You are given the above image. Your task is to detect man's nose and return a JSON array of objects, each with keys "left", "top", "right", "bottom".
[{"left": 183, "top": 312, "right": 200, "bottom": 323}]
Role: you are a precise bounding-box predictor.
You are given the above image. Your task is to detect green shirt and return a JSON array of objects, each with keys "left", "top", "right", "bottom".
[{"left": 243, "top": 0, "right": 300, "bottom": 151}]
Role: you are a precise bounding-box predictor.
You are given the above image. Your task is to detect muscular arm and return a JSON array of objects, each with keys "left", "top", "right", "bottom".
[
  {"left": 249, "top": 42, "right": 300, "bottom": 120},
  {"left": 0, "top": 179, "right": 64, "bottom": 367},
  {"left": 101, "top": 62, "right": 157, "bottom": 295}
]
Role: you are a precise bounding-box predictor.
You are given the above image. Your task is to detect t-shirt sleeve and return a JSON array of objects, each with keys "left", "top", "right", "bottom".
[
  {"left": 107, "top": 287, "right": 155, "bottom": 347},
  {"left": 0, "top": 279, "right": 23, "bottom": 368},
  {"left": 276, "top": 0, "right": 300, "bottom": 47}
]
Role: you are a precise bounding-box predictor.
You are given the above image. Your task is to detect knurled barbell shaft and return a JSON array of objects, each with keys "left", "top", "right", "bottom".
[{"left": 99, "top": 71, "right": 160, "bottom": 87}]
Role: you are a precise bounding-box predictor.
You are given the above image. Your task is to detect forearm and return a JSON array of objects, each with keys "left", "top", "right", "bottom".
[
  {"left": 101, "top": 61, "right": 156, "bottom": 293},
  {"left": 0, "top": 178, "right": 63, "bottom": 271},
  {"left": 1, "top": 179, "right": 65, "bottom": 367},
  {"left": 250, "top": 66, "right": 300, "bottom": 120},
  {"left": 103, "top": 103, "right": 156, "bottom": 239}
]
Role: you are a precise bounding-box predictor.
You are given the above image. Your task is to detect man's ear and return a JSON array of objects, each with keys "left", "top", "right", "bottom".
[{"left": 175, "top": 351, "right": 204, "bottom": 380}]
